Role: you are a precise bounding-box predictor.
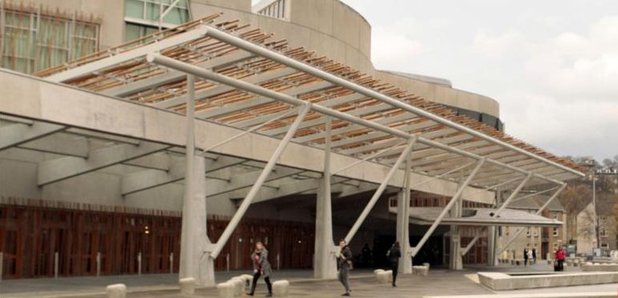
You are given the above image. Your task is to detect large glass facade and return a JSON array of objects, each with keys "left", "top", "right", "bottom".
[
  {"left": 124, "top": 0, "right": 190, "bottom": 42},
  {"left": 0, "top": 4, "right": 100, "bottom": 73}
]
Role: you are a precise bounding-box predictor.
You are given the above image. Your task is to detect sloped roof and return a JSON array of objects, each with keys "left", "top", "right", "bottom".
[{"left": 35, "top": 14, "right": 584, "bottom": 188}]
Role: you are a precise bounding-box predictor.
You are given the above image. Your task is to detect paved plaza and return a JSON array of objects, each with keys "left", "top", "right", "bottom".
[{"left": 2, "top": 263, "right": 617, "bottom": 298}]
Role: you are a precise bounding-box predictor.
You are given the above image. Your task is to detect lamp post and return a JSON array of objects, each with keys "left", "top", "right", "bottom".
[
  {"left": 584, "top": 159, "right": 618, "bottom": 256},
  {"left": 583, "top": 159, "right": 599, "bottom": 255}
]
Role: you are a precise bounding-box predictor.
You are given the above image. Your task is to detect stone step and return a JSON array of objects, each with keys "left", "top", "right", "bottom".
[{"left": 423, "top": 292, "right": 616, "bottom": 298}]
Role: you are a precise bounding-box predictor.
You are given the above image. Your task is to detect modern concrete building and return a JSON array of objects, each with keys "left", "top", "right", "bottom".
[{"left": 0, "top": 0, "right": 584, "bottom": 283}]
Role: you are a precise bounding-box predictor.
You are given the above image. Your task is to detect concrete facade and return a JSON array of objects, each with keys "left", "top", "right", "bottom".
[
  {"left": 0, "top": 0, "right": 582, "bottom": 283},
  {"left": 6, "top": 0, "right": 499, "bottom": 118}
]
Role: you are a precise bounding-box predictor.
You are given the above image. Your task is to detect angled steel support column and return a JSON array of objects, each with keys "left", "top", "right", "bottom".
[
  {"left": 203, "top": 109, "right": 296, "bottom": 152},
  {"left": 179, "top": 75, "right": 214, "bottom": 286},
  {"left": 461, "top": 172, "right": 533, "bottom": 257},
  {"left": 344, "top": 136, "right": 417, "bottom": 243},
  {"left": 314, "top": 117, "right": 338, "bottom": 279},
  {"left": 211, "top": 103, "right": 311, "bottom": 258},
  {"left": 411, "top": 158, "right": 486, "bottom": 257},
  {"left": 497, "top": 183, "right": 567, "bottom": 256},
  {"left": 396, "top": 149, "right": 413, "bottom": 274}
]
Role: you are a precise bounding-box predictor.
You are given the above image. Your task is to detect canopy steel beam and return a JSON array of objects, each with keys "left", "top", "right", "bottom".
[
  {"left": 146, "top": 54, "right": 565, "bottom": 191},
  {"left": 510, "top": 186, "right": 561, "bottom": 203},
  {"left": 257, "top": 94, "right": 370, "bottom": 136},
  {"left": 293, "top": 114, "right": 427, "bottom": 144},
  {"left": 148, "top": 54, "right": 411, "bottom": 138},
  {"left": 411, "top": 158, "right": 486, "bottom": 257},
  {"left": 210, "top": 103, "right": 311, "bottom": 258},
  {"left": 201, "top": 25, "right": 583, "bottom": 179},
  {"left": 344, "top": 137, "right": 417, "bottom": 243},
  {"left": 332, "top": 141, "right": 407, "bottom": 175},
  {"left": 0, "top": 122, "right": 65, "bottom": 151},
  {"left": 121, "top": 164, "right": 184, "bottom": 196},
  {"left": 158, "top": 68, "right": 300, "bottom": 110},
  {"left": 102, "top": 51, "right": 255, "bottom": 97},
  {"left": 497, "top": 183, "right": 567, "bottom": 256},
  {"left": 37, "top": 142, "right": 170, "bottom": 186},
  {"left": 207, "top": 167, "right": 303, "bottom": 197},
  {"left": 461, "top": 172, "right": 533, "bottom": 256},
  {"left": 203, "top": 108, "right": 297, "bottom": 152}
]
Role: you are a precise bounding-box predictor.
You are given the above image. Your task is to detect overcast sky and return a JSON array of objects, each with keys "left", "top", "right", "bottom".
[{"left": 333, "top": 0, "right": 618, "bottom": 162}]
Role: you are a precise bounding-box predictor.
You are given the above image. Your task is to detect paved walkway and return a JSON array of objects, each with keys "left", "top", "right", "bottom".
[{"left": 1, "top": 262, "right": 615, "bottom": 298}]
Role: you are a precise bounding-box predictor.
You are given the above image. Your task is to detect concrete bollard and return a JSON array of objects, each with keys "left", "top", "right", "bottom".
[
  {"left": 374, "top": 269, "right": 385, "bottom": 281},
  {"left": 413, "top": 265, "right": 428, "bottom": 276},
  {"left": 217, "top": 282, "right": 235, "bottom": 298},
  {"left": 96, "top": 252, "right": 101, "bottom": 277},
  {"left": 422, "top": 262, "right": 430, "bottom": 270},
  {"left": 240, "top": 274, "right": 254, "bottom": 293},
  {"left": 229, "top": 277, "right": 244, "bottom": 297},
  {"left": 169, "top": 253, "right": 174, "bottom": 274},
  {"left": 106, "top": 284, "right": 127, "bottom": 298},
  {"left": 419, "top": 266, "right": 429, "bottom": 276},
  {"left": 272, "top": 280, "right": 290, "bottom": 297},
  {"left": 179, "top": 277, "right": 196, "bottom": 295},
  {"left": 54, "top": 252, "right": 59, "bottom": 279},
  {"left": 376, "top": 270, "right": 390, "bottom": 283}
]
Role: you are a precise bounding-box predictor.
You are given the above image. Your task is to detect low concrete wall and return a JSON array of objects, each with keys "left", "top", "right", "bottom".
[
  {"left": 582, "top": 263, "right": 618, "bottom": 272},
  {"left": 477, "top": 271, "right": 618, "bottom": 290},
  {"left": 423, "top": 293, "right": 617, "bottom": 298}
]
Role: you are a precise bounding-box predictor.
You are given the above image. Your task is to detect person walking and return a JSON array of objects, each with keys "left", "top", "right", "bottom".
[
  {"left": 523, "top": 247, "right": 529, "bottom": 266},
  {"left": 248, "top": 241, "right": 273, "bottom": 297},
  {"left": 527, "top": 248, "right": 533, "bottom": 266},
  {"left": 337, "top": 239, "right": 353, "bottom": 296},
  {"left": 555, "top": 246, "right": 566, "bottom": 271},
  {"left": 532, "top": 248, "right": 537, "bottom": 265},
  {"left": 387, "top": 242, "right": 402, "bottom": 287}
]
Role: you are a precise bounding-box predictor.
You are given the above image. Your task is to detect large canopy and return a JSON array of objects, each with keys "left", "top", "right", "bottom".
[{"left": 36, "top": 14, "right": 584, "bottom": 189}]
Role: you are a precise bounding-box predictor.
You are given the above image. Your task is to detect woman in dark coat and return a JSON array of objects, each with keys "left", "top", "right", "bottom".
[
  {"left": 248, "top": 241, "right": 273, "bottom": 297},
  {"left": 387, "top": 242, "right": 402, "bottom": 287}
]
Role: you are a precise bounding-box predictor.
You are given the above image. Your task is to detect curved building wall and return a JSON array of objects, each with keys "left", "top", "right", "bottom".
[
  {"left": 1, "top": 0, "right": 500, "bottom": 118},
  {"left": 376, "top": 71, "right": 500, "bottom": 118},
  {"left": 192, "top": 0, "right": 500, "bottom": 118}
]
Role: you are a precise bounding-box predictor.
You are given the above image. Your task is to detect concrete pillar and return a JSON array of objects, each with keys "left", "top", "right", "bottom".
[
  {"left": 396, "top": 191, "right": 412, "bottom": 274},
  {"left": 179, "top": 156, "right": 215, "bottom": 286},
  {"left": 313, "top": 118, "right": 337, "bottom": 279},
  {"left": 487, "top": 226, "right": 497, "bottom": 266},
  {"left": 487, "top": 190, "right": 501, "bottom": 266},
  {"left": 449, "top": 197, "right": 463, "bottom": 270}
]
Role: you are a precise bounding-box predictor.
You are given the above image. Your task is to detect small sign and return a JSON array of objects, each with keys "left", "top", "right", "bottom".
[{"left": 596, "top": 168, "right": 618, "bottom": 175}]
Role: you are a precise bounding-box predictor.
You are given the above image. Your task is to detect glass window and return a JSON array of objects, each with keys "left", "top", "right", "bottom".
[
  {"left": 124, "top": 0, "right": 190, "bottom": 42},
  {"left": 0, "top": 6, "right": 100, "bottom": 73}
]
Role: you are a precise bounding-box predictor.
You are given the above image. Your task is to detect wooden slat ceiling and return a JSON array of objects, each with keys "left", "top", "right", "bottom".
[{"left": 35, "top": 14, "right": 584, "bottom": 188}]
